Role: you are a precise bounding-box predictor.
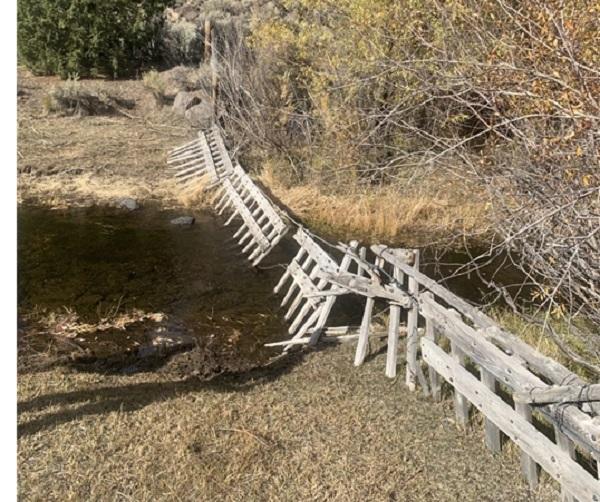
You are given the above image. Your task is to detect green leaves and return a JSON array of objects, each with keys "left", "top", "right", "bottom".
[{"left": 18, "top": 0, "right": 173, "bottom": 78}]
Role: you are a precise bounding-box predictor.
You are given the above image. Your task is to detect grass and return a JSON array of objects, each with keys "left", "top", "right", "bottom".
[
  {"left": 18, "top": 343, "right": 558, "bottom": 501},
  {"left": 490, "top": 308, "right": 597, "bottom": 381},
  {"left": 17, "top": 67, "right": 199, "bottom": 208},
  {"left": 258, "top": 167, "right": 490, "bottom": 249}
]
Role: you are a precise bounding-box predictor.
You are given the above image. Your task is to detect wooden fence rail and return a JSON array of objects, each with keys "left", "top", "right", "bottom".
[{"left": 167, "top": 127, "right": 600, "bottom": 500}]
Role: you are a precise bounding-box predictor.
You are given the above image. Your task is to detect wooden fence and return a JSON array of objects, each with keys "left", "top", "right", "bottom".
[{"left": 167, "top": 128, "right": 600, "bottom": 500}]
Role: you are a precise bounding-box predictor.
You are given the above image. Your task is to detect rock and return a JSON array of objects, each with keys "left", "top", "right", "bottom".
[
  {"left": 173, "top": 91, "right": 201, "bottom": 115},
  {"left": 170, "top": 216, "right": 195, "bottom": 226},
  {"left": 184, "top": 102, "right": 213, "bottom": 128},
  {"left": 179, "top": 5, "right": 199, "bottom": 22},
  {"left": 116, "top": 197, "right": 139, "bottom": 211}
]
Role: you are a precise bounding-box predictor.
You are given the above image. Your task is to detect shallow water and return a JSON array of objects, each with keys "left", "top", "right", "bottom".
[
  {"left": 18, "top": 204, "right": 291, "bottom": 371},
  {"left": 17, "top": 203, "right": 530, "bottom": 376}
]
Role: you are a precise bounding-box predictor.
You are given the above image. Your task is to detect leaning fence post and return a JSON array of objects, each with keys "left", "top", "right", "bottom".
[
  {"left": 308, "top": 240, "right": 358, "bottom": 346},
  {"left": 354, "top": 252, "right": 381, "bottom": 367},
  {"left": 405, "top": 250, "right": 420, "bottom": 391}
]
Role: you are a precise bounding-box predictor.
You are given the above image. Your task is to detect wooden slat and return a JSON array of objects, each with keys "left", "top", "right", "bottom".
[
  {"left": 421, "top": 338, "right": 599, "bottom": 501},
  {"left": 515, "top": 384, "right": 600, "bottom": 405},
  {"left": 373, "top": 244, "right": 595, "bottom": 407},
  {"left": 420, "top": 295, "right": 600, "bottom": 458},
  {"left": 222, "top": 180, "right": 269, "bottom": 251},
  {"left": 405, "top": 250, "right": 420, "bottom": 391}
]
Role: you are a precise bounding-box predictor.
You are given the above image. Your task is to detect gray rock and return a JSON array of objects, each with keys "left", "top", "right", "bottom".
[
  {"left": 116, "top": 197, "right": 139, "bottom": 211},
  {"left": 173, "top": 91, "right": 201, "bottom": 115},
  {"left": 170, "top": 216, "right": 195, "bottom": 226},
  {"left": 184, "top": 101, "right": 213, "bottom": 128}
]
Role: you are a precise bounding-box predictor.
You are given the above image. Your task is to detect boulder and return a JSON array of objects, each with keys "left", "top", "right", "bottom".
[
  {"left": 116, "top": 197, "right": 139, "bottom": 211},
  {"left": 173, "top": 91, "right": 201, "bottom": 115},
  {"left": 170, "top": 216, "right": 195, "bottom": 226},
  {"left": 184, "top": 101, "right": 213, "bottom": 128}
]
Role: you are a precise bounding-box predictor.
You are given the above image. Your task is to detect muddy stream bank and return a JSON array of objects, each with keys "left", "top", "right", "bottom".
[{"left": 18, "top": 203, "right": 295, "bottom": 377}]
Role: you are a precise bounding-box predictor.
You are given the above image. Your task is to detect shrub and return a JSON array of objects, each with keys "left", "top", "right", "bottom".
[
  {"left": 162, "top": 19, "right": 202, "bottom": 67},
  {"left": 142, "top": 70, "right": 167, "bottom": 107},
  {"left": 43, "top": 75, "right": 135, "bottom": 116},
  {"left": 18, "top": 0, "right": 172, "bottom": 78}
]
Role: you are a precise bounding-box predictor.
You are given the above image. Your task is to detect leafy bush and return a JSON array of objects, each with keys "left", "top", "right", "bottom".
[
  {"left": 162, "top": 19, "right": 202, "bottom": 66},
  {"left": 18, "top": 0, "right": 172, "bottom": 78}
]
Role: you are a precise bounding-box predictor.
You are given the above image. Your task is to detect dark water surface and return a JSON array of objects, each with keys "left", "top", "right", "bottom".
[
  {"left": 17, "top": 203, "right": 529, "bottom": 375},
  {"left": 18, "top": 204, "right": 291, "bottom": 371}
]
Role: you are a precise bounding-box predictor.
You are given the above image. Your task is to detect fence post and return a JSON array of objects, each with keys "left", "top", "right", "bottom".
[
  {"left": 385, "top": 256, "right": 404, "bottom": 378},
  {"left": 480, "top": 365, "right": 502, "bottom": 453},
  {"left": 554, "top": 427, "right": 576, "bottom": 501},
  {"left": 354, "top": 251, "right": 380, "bottom": 367},
  {"left": 424, "top": 306, "right": 442, "bottom": 401},
  {"left": 447, "top": 309, "right": 470, "bottom": 427},
  {"left": 515, "top": 401, "right": 539, "bottom": 488},
  {"left": 405, "top": 250, "right": 420, "bottom": 391}
]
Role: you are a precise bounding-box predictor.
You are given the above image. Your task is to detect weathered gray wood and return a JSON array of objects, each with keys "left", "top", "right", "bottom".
[
  {"left": 354, "top": 295, "right": 375, "bottom": 366},
  {"left": 450, "top": 340, "right": 470, "bottom": 427},
  {"left": 168, "top": 147, "right": 204, "bottom": 164},
  {"left": 555, "top": 427, "right": 577, "bottom": 502},
  {"left": 420, "top": 295, "right": 600, "bottom": 458},
  {"left": 385, "top": 300, "right": 402, "bottom": 378},
  {"left": 354, "top": 256, "right": 384, "bottom": 366},
  {"left": 294, "top": 228, "right": 339, "bottom": 276},
  {"left": 385, "top": 260, "right": 404, "bottom": 379},
  {"left": 515, "top": 384, "right": 600, "bottom": 406},
  {"left": 169, "top": 137, "right": 201, "bottom": 156},
  {"left": 405, "top": 250, "right": 420, "bottom": 391},
  {"left": 425, "top": 317, "right": 442, "bottom": 401},
  {"left": 373, "top": 244, "right": 595, "bottom": 407},
  {"left": 207, "top": 126, "right": 235, "bottom": 176},
  {"left": 284, "top": 256, "right": 315, "bottom": 318},
  {"left": 481, "top": 368, "right": 502, "bottom": 453},
  {"left": 515, "top": 401, "right": 539, "bottom": 488},
  {"left": 168, "top": 141, "right": 204, "bottom": 158},
  {"left": 274, "top": 247, "right": 305, "bottom": 294},
  {"left": 323, "top": 273, "right": 411, "bottom": 306},
  {"left": 252, "top": 229, "right": 288, "bottom": 266},
  {"left": 222, "top": 180, "right": 269, "bottom": 251},
  {"left": 307, "top": 241, "right": 357, "bottom": 345},
  {"left": 421, "top": 338, "right": 599, "bottom": 501}
]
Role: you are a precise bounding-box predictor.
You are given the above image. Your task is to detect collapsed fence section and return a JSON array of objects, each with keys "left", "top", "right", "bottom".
[{"left": 167, "top": 127, "right": 600, "bottom": 500}]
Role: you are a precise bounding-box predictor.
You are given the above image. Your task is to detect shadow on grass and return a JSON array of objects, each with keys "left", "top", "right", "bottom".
[{"left": 17, "top": 351, "right": 307, "bottom": 439}]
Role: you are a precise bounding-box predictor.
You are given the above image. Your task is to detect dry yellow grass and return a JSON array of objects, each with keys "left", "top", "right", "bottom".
[
  {"left": 18, "top": 343, "right": 558, "bottom": 501},
  {"left": 258, "top": 169, "right": 490, "bottom": 248}
]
